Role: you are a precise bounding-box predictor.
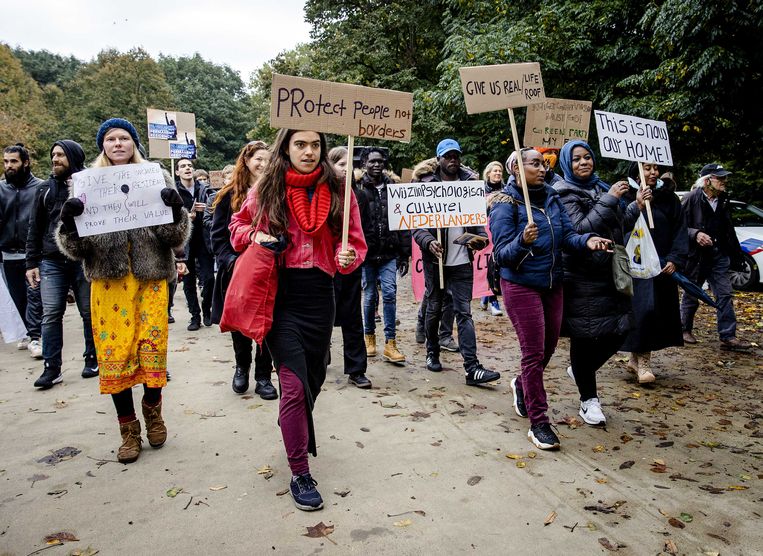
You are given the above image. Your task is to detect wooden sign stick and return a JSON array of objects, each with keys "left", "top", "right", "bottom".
[
  {"left": 340, "top": 135, "right": 355, "bottom": 252},
  {"left": 436, "top": 228, "right": 445, "bottom": 289},
  {"left": 637, "top": 161, "right": 655, "bottom": 229},
  {"left": 507, "top": 108, "right": 534, "bottom": 225}
]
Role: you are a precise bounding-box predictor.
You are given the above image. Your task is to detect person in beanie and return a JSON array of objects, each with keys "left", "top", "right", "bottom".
[
  {"left": 26, "top": 139, "right": 98, "bottom": 388},
  {"left": 229, "top": 128, "right": 366, "bottom": 511},
  {"left": 56, "top": 118, "right": 190, "bottom": 463}
]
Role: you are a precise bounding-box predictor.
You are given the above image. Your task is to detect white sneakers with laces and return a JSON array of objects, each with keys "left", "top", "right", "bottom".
[
  {"left": 28, "top": 339, "right": 43, "bottom": 359},
  {"left": 579, "top": 397, "right": 606, "bottom": 426}
]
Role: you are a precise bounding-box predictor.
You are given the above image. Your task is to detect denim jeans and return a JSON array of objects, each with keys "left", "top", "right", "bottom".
[
  {"left": 362, "top": 259, "right": 398, "bottom": 340},
  {"left": 39, "top": 258, "right": 96, "bottom": 370},
  {"left": 423, "top": 262, "right": 478, "bottom": 370},
  {"left": 680, "top": 251, "right": 736, "bottom": 340},
  {"left": 2, "top": 259, "right": 42, "bottom": 339}
]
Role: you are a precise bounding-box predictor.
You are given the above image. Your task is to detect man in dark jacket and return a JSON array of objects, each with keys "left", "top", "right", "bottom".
[
  {"left": 175, "top": 157, "right": 214, "bottom": 330},
  {"left": 25, "top": 140, "right": 97, "bottom": 389},
  {"left": 412, "top": 139, "right": 499, "bottom": 386},
  {"left": 356, "top": 147, "right": 411, "bottom": 365},
  {"left": 680, "top": 164, "right": 750, "bottom": 351},
  {"left": 1, "top": 144, "right": 44, "bottom": 357}
]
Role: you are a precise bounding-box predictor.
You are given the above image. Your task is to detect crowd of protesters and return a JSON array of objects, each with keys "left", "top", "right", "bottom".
[{"left": 0, "top": 121, "right": 754, "bottom": 511}]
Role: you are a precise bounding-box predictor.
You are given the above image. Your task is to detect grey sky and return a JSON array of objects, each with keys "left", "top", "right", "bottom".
[{"left": 1, "top": 0, "right": 312, "bottom": 83}]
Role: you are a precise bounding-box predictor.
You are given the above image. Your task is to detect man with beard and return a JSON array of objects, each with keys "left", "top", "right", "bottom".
[
  {"left": 413, "top": 139, "right": 499, "bottom": 386},
  {"left": 1, "top": 144, "right": 44, "bottom": 357},
  {"left": 26, "top": 140, "right": 97, "bottom": 389}
]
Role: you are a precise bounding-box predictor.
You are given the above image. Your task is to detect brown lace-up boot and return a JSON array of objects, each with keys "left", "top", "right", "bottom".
[
  {"left": 118, "top": 420, "right": 142, "bottom": 463},
  {"left": 142, "top": 399, "right": 167, "bottom": 448}
]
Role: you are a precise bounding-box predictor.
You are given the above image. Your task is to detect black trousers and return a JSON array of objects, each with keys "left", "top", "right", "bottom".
[
  {"left": 333, "top": 268, "right": 366, "bottom": 375},
  {"left": 231, "top": 331, "right": 273, "bottom": 381},
  {"left": 183, "top": 243, "right": 215, "bottom": 318},
  {"left": 569, "top": 334, "right": 626, "bottom": 401}
]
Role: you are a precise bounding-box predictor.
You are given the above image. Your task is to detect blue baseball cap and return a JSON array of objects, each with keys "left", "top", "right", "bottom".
[{"left": 436, "top": 138, "right": 461, "bottom": 158}]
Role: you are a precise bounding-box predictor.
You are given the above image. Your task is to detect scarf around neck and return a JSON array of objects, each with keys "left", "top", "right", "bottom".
[
  {"left": 285, "top": 166, "right": 331, "bottom": 235},
  {"left": 559, "top": 140, "right": 609, "bottom": 193}
]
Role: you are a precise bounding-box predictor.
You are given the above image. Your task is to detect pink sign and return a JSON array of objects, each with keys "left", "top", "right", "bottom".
[{"left": 410, "top": 231, "right": 494, "bottom": 301}]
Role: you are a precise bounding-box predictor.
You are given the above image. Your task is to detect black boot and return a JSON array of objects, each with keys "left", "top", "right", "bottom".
[
  {"left": 187, "top": 315, "right": 201, "bottom": 331},
  {"left": 232, "top": 366, "right": 249, "bottom": 394},
  {"left": 254, "top": 379, "right": 278, "bottom": 400}
]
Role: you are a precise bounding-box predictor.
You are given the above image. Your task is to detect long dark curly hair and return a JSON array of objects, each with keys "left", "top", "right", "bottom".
[{"left": 254, "top": 128, "right": 342, "bottom": 237}]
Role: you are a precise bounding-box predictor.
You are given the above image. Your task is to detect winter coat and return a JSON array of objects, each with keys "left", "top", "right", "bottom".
[
  {"left": 0, "top": 172, "right": 44, "bottom": 255},
  {"left": 177, "top": 179, "right": 211, "bottom": 254},
  {"left": 412, "top": 165, "right": 487, "bottom": 266},
  {"left": 356, "top": 173, "right": 411, "bottom": 264},
  {"left": 552, "top": 178, "right": 632, "bottom": 337},
  {"left": 680, "top": 187, "right": 743, "bottom": 269},
  {"left": 56, "top": 170, "right": 191, "bottom": 282},
  {"left": 488, "top": 178, "right": 590, "bottom": 290}
]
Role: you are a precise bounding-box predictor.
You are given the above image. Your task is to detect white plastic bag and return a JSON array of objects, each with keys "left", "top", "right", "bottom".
[
  {"left": 625, "top": 213, "right": 661, "bottom": 279},
  {"left": 0, "top": 270, "right": 28, "bottom": 343}
]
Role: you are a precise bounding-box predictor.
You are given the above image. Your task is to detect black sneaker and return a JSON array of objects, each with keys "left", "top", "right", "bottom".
[
  {"left": 168, "top": 311, "right": 175, "bottom": 324},
  {"left": 34, "top": 368, "right": 63, "bottom": 390},
  {"left": 203, "top": 313, "right": 212, "bottom": 327},
  {"left": 415, "top": 321, "right": 425, "bottom": 344},
  {"left": 232, "top": 366, "right": 249, "bottom": 394},
  {"left": 465, "top": 364, "right": 500, "bottom": 386},
  {"left": 528, "top": 422, "right": 560, "bottom": 450},
  {"left": 289, "top": 474, "right": 324, "bottom": 511},
  {"left": 255, "top": 379, "right": 278, "bottom": 400},
  {"left": 81, "top": 358, "right": 99, "bottom": 379},
  {"left": 348, "top": 372, "right": 372, "bottom": 389},
  {"left": 187, "top": 317, "right": 201, "bottom": 331},
  {"left": 426, "top": 352, "right": 442, "bottom": 372},
  {"left": 510, "top": 377, "right": 527, "bottom": 417}
]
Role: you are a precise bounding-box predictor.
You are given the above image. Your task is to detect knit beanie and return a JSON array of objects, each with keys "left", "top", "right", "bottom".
[{"left": 96, "top": 118, "right": 141, "bottom": 152}]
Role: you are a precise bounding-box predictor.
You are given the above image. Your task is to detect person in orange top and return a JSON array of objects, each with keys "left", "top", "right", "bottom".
[{"left": 229, "top": 128, "right": 366, "bottom": 511}]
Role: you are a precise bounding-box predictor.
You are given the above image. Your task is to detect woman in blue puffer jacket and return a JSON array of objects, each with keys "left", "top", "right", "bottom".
[{"left": 488, "top": 148, "right": 611, "bottom": 451}]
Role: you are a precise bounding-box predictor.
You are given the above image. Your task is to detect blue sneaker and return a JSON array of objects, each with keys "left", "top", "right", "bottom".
[{"left": 289, "top": 474, "right": 324, "bottom": 511}]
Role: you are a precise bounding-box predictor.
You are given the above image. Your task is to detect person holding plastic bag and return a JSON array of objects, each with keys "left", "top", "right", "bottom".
[
  {"left": 553, "top": 140, "right": 632, "bottom": 427},
  {"left": 228, "top": 129, "right": 366, "bottom": 511},
  {"left": 621, "top": 163, "right": 688, "bottom": 383}
]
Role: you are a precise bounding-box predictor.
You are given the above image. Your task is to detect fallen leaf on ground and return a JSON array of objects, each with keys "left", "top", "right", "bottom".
[
  {"left": 256, "top": 465, "right": 273, "bottom": 475},
  {"left": 304, "top": 522, "right": 337, "bottom": 545},
  {"left": 620, "top": 434, "right": 633, "bottom": 444},
  {"left": 247, "top": 404, "right": 263, "bottom": 410},
  {"left": 726, "top": 485, "right": 749, "bottom": 490},
  {"left": 668, "top": 517, "right": 685, "bottom": 529},
  {"left": 68, "top": 547, "right": 99, "bottom": 556},
  {"left": 37, "top": 447, "right": 81, "bottom": 465},
  {"left": 360, "top": 427, "right": 370, "bottom": 432},
  {"left": 558, "top": 416, "right": 583, "bottom": 429},
  {"left": 656, "top": 441, "right": 674, "bottom": 448},
  {"left": 598, "top": 537, "right": 623, "bottom": 551},
  {"left": 505, "top": 454, "right": 522, "bottom": 460},
  {"left": 355, "top": 441, "right": 364, "bottom": 449},
  {"left": 166, "top": 487, "right": 183, "bottom": 498},
  {"left": 516, "top": 461, "right": 526, "bottom": 468},
  {"left": 707, "top": 533, "right": 729, "bottom": 545},
  {"left": 593, "top": 445, "right": 606, "bottom": 453},
  {"left": 679, "top": 512, "right": 693, "bottom": 523},
  {"left": 393, "top": 519, "right": 413, "bottom": 527},
  {"left": 544, "top": 511, "right": 557, "bottom": 526},
  {"left": 664, "top": 539, "right": 678, "bottom": 555},
  {"left": 527, "top": 451, "right": 537, "bottom": 459},
  {"left": 467, "top": 476, "right": 482, "bottom": 486},
  {"left": 209, "top": 485, "right": 227, "bottom": 491},
  {"left": 619, "top": 461, "right": 635, "bottom": 470},
  {"left": 275, "top": 488, "right": 289, "bottom": 496},
  {"left": 334, "top": 489, "right": 351, "bottom": 497},
  {"left": 595, "top": 478, "right": 608, "bottom": 484},
  {"left": 44, "top": 532, "right": 78, "bottom": 544}
]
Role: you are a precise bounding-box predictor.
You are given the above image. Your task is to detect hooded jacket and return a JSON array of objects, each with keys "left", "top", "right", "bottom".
[
  {"left": 0, "top": 171, "right": 44, "bottom": 255},
  {"left": 355, "top": 172, "right": 411, "bottom": 263},
  {"left": 26, "top": 140, "right": 86, "bottom": 268}
]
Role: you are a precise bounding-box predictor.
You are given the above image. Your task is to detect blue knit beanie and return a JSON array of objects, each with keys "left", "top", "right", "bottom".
[{"left": 96, "top": 118, "right": 141, "bottom": 152}]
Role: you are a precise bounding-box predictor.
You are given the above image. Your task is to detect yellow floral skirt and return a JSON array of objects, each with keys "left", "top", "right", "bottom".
[{"left": 91, "top": 273, "right": 169, "bottom": 394}]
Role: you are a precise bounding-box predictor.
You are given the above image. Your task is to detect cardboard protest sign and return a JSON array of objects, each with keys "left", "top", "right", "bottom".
[
  {"left": 459, "top": 63, "right": 545, "bottom": 114},
  {"left": 147, "top": 109, "right": 198, "bottom": 159},
  {"left": 523, "top": 98, "right": 592, "bottom": 148},
  {"left": 72, "top": 163, "right": 172, "bottom": 237},
  {"left": 209, "top": 170, "right": 224, "bottom": 189},
  {"left": 386, "top": 181, "right": 487, "bottom": 231},
  {"left": 270, "top": 74, "right": 413, "bottom": 142},
  {"left": 400, "top": 168, "right": 414, "bottom": 183},
  {"left": 593, "top": 110, "right": 673, "bottom": 165}
]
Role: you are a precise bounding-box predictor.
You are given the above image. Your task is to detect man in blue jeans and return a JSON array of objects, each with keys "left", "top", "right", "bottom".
[
  {"left": 357, "top": 147, "right": 411, "bottom": 364},
  {"left": 26, "top": 140, "right": 97, "bottom": 389}
]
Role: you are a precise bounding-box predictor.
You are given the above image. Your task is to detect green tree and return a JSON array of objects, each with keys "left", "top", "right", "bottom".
[{"left": 12, "top": 48, "right": 83, "bottom": 88}]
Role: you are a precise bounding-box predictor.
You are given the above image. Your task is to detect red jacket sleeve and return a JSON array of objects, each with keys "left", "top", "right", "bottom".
[
  {"left": 335, "top": 190, "right": 368, "bottom": 274},
  {"left": 229, "top": 191, "right": 256, "bottom": 252}
]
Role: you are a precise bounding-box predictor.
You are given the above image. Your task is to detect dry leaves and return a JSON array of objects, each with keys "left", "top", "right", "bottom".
[
  {"left": 166, "top": 487, "right": 183, "bottom": 498},
  {"left": 44, "top": 531, "right": 79, "bottom": 544},
  {"left": 209, "top": 485, "right": 227, "bottom": 491},
  {"left": 619, "top": 461, "right": 635, "bottom": 470},
  {"left": 393, "top": 519, "right": 413, "bottom": 527},
  {"left": 467, "top": 476, "right": 482, "bottom": 486},
  {"left": 664, "top": 539, "right": 678, "bottom": 555},
  {"left": 543, "top": 511, "right": 557, "bottom": 526},
  {"left": 304, "top": 522, "right": 337, "bottom": 545},
  {"left": 598, "top": 537, "right": 625, "bottom": 551}
]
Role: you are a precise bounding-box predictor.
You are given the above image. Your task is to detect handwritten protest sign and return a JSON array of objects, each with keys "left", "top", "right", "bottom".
[
  {"left": 459, "top": 63, "right": 545, "bottom": 114},
  {"left": 523, "top": 98, "right": 592, "bottom": 147},
  {"left": 593, "top": 110, "right": 673, "bottom": 165},
  {"left": 147, "top": 109, "right": 198, "bottom": 159},
  {"left": 72, "top": 163, "right": 172, "bottom": 237},
  {"left": 270, "top": 74, "right": 413, "bottom": 142},
  {"left": 387, "top": 181, "right": 487, "bottom": 231},
  {"left": 209, "top": 170, "right": 224, "bottom": 189}
]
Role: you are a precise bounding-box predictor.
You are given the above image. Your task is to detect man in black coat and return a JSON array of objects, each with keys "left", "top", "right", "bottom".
[{"left": 680, "top": 164, "right": 750, "bottom": 351}]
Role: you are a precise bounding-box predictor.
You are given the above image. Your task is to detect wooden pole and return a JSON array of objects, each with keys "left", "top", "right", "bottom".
[
  {"left": 638, "top": 162, "right": 655, "bottom": 229},
  {"left": 507, "top": 108, "right": 534, "bottom": 225},
  {"left": 436, "top": 228, "right": 445, "bottom": 289},
  {"left": 341, "top": 135, "right": 355, "bottom": 252}
]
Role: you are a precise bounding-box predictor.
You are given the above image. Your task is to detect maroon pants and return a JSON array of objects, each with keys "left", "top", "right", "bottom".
[
  {"left": 278, "top": 365, "right": 310, "bottom": 476},
  {"left": 501, "top": 280, "right": 564, "bottom": 425}
]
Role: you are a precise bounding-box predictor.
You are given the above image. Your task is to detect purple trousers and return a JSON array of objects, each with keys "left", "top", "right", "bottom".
[
  {"left": 501, "top": 280, "right": 564, "bottom": 425},
  {"left": 278, "top": 365, "right": 309, "bottom": 476}
]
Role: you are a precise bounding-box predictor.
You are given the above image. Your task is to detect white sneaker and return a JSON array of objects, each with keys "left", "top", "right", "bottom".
[
  {"left": 566, "top": 365, "right": 575, "bottom": 382},
  {"left": 28, "top": 339, "right": 43, "bottom": 359},
  {"left": 489, "top": 303, "right": 503, "bottom": 316},
  {"left": 17, "top": 336, "right": 30, "bottom": 350},
  {"left": 579, "top": 397, "right": 606, "bottom": 426}
]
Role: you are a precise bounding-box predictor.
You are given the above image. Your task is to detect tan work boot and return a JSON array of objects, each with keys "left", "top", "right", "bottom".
[
  {"left": 383, "top": 339, "right": 406, "bottom": 364},
  {"left": 142, "top": 399, "right": 167, "bottom": 448},
  {"left": 365, "top": 334, "right": 377, "bottom": 357},
  {"left": 636, "top": 352, "right": 655, "bottom": 384},
  {"left": 626, "top": 353, "right": 638, "bottom": 374},
  {"left": 118, "top": 419, "right": 143, "bottom": 463}
]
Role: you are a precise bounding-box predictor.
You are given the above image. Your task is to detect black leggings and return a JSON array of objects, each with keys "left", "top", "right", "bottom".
[
  {"left": 569, "top": 334, "right": 625, "bottom": 401},
  {"left": 112, "top": 386, "right": 162, "bottom": 418}
]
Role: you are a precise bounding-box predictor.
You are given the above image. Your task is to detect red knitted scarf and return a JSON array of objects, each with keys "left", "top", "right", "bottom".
[{"left": 285, "top": 167, "right": 331, "bottom": 235}]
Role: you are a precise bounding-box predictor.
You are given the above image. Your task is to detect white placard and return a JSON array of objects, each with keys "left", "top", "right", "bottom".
[
  {"left": 72, "top": 163, "right": 172, "bottom": 237},
  {"left": 593, "top": 110, "right": 673, "bottom": 165},
  {"left": 0, "top": 271, "right": 27, "bottom": 343},
  {"left": 387, "top": 181, "right": 487, "bottom": 231}
]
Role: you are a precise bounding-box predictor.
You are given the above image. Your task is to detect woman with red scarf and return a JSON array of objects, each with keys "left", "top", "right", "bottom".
[{"left": 229, "top": 129, "right": 366, "bottom": 511}]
